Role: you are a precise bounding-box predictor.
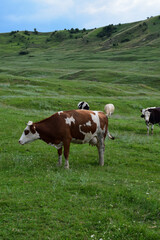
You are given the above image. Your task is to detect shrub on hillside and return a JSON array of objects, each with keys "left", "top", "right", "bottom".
[
  {"left": 19, "top": 50, "right": 29, "bottom": 55},
  {"left": 54, "top": 31, "right": 68, "bottom": 41},
  {"left": 10, "top": 31, "right": 19, "bottom": 36},
  {"left": 34, "top": 28, "right": 38, "bottom": 34},
  {"left": 121, "top": 38, "right": 130, "bottom": 43},
  {"left": 69, "top": 28, "right": 80, "bottom": 34},
  {"left": 97, "top": 24, "right": 117, "bottom": 38},
  {"left": 24, "top": 30, "right": 30, "bottom": 36}
]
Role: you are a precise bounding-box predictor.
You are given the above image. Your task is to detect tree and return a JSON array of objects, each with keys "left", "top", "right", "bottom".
[
  {"left": 24, "top": 30, "right": 30, "bottom": 36},
  {"left": 97, "top": 24, "right": 117, "bottom": 38},
  {"left": 34, "top": 28, "right": 38, "bottom": 34}
]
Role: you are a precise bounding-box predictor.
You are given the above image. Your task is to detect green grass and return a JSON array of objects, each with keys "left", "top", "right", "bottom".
[{"left": 0, "top": 16, "right": 160, "bottom": 240}]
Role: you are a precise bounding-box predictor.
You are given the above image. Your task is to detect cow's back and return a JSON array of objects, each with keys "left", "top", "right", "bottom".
[
  {"left": 149, "top": 108, "right": 160, "bottom": 124},
  {"left": 35, "top": 110, "right": 108, "bottom": 144},
  {"left": 53, "top": 110, "right": 108, "bottom": 143}
]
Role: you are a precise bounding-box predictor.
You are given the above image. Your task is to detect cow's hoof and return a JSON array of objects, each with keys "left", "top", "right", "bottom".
[
  {"left": 57, "top": 163, "right": 62, "bottom": 167},
  {"left": 65, "top": 165, "right": 69, "bottom": 169}
]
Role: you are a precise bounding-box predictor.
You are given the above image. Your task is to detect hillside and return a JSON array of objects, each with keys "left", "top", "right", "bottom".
[
  {"left": 0, "top": 15, "right": 160, "bottom": 92},
  {"left": 0, "top": 16, "right": 160, "bottom": 240},
  {"left": 1, "top": 15, "right": 160, "bottom": 53}
]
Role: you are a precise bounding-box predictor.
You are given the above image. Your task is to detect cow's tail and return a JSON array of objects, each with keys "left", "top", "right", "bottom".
[{"left": 107, "top": 130, "right": 115, "bottom": 140}]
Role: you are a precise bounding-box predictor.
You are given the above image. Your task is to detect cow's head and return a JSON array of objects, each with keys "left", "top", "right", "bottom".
[
  {"left": 141, "top": 109, "right": 151, "bottom": 124},
  {"left": 141, "top": 108, "right": 146, "bottom": 118},
  {"left": 78, "top": 101, "right": 90, "bottom": 110},
  {"left": 19, "top": 121, "right": 40, "bottom": 145}
]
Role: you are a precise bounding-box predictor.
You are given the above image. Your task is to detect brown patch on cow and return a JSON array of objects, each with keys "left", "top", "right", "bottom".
[
  {"left": 99, "top": 112, "right": 108, "bottom": 128},
  {"left": 99, "top": 111, "right": 108, "bottom": 137},
  {"left": 80, "top": 119, "right": 97, "bottom": 135},
  {"left": 30, "top": 124, "right": 36, "bottom": 134},
  {"left": 70, "top": 110, "right": 97, "bottom": 140}
]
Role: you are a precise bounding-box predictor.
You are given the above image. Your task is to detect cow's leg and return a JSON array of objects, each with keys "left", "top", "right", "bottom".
[
  {"left": 151, "top": 124, "right": 154, "bottom": 135},
  {"left": 57, "top": 148, "right": 62, "bottom": 166},
  {"left": 97, "top": 136, "right": 105, "bottom": 166},
  {"left": 146, "top": 123, "right": 149, "bottom": 135},
  {"left": 63, "top": 139, "right": 71, "bottom": 169}
]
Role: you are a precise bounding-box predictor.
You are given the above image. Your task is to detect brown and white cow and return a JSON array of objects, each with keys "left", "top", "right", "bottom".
[{"left": 19, "top": 109, "right": 114, "bottom": 168}]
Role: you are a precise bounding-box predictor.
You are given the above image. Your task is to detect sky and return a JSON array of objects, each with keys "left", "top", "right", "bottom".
[{"left": 0, "top": 0, "right": 160, "bottom": 33}]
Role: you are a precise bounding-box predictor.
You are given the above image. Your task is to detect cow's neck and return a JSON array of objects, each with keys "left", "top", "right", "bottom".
[{"left": 35, "top": 122, "right": 54, "bottom": 144}]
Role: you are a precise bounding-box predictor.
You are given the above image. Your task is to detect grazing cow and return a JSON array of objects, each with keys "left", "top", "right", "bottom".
[
  {"left": 104, "top": 104, "right": 115, "bottom": 117},
  {"left": 141, "top": 107, "right": 160, "bottom": 134},
  {"left": 78, "top": 101, "right": 90, "bottom": 110},
  {"left": 19, "top": 109, "right": 114, "bottom": 169}
]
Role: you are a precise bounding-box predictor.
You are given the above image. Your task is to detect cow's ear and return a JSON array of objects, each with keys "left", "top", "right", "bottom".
[
  {"left": 27, "top": 121, "right": 33, "bottom": 126},
  {"left": 140, "top": 109, "right": 142, "bottom": 112}
]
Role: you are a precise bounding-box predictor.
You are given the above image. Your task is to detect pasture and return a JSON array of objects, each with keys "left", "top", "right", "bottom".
[{"left": 0, "top": 17, "right": 160, "bottom": 239}]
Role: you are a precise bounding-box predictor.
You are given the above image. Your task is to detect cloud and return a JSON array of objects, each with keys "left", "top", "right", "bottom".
[
  {"left": 3, "top": 0, "right": 160, "bottom": 32},
  {"left": 6, "top": 0, "right": 160, "bottom": 22},
  {"left": 79, "top": 0, "right": 160, "bottom": 15},
  {"left": 76, "top": 0, "right": 160, "bottom": 28}
]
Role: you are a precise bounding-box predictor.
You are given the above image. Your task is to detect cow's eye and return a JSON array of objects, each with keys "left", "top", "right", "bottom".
[{"left": 24, "top": 130, "right": 29, "bottom": 135}]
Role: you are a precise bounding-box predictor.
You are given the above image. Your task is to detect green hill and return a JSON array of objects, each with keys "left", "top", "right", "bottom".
[
  {"left": 1, "top": 15, "right": 160, "bottom": 54},
  {"left": 0, "top": 15, "right": 160, "bottom": 240}
]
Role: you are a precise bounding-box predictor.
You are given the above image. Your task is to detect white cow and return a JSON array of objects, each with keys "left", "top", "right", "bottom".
[{"left": 104, "top": 104, "right": 115, "bottom": 117}]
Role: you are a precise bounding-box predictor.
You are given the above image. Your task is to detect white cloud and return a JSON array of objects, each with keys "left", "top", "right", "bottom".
[
  {"left": 4, "top": 0, "right": 160, "bottom": 31},
  {"left": 76, "top": 0, "right": 160, "bottom": 28},
  {"left": 78, "top": 0, "right": 160, "bottom": 15}
]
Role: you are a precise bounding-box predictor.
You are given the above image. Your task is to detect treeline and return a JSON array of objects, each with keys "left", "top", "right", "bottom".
[{"left": 10, "top": 28, "right": 38, "bottom": 36}]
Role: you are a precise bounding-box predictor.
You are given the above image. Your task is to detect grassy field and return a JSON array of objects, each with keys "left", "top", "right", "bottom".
[{"left": 0, "top": 16, "right": 160, "bottom": 239}]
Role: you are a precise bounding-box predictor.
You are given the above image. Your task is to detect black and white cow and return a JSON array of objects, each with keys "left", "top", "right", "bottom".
[
  {"left": 141, "top": 107, "right": 160, "bottom": 134},
  {"left": 78, "top": 101, "right": 90, "bottom": 110}
]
